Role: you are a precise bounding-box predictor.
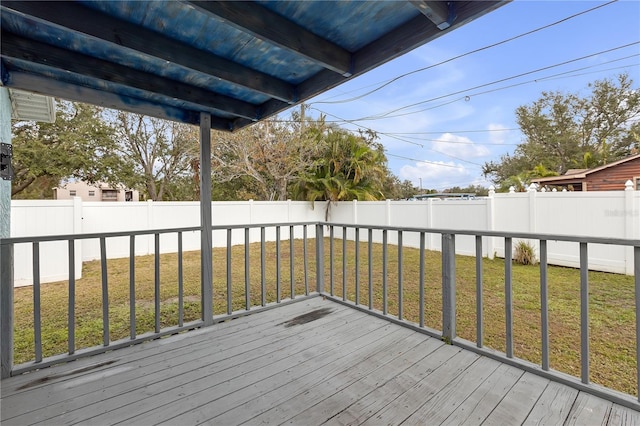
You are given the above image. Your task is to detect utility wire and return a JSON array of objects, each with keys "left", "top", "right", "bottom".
[
  {"left": 362, "top": 42, "right": 640, "bottom": 120},
  {"left": 312, "top": 0, "right": 619, "bottom": 105}
]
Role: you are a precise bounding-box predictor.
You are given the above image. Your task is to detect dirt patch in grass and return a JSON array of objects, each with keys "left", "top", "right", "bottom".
[{"left": 13, "top": 238, "right": 637, "bottom": 396}]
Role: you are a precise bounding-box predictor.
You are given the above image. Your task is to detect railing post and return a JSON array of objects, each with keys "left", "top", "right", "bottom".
[
  {"left": 1, "top": 243, "right": 14, "bottom": 378},
  {"left": 316, "top": 224, "right": 324, "bottom": 294},
  {"left": 442, "top": 233, "right": 456, "bottom": 343}
]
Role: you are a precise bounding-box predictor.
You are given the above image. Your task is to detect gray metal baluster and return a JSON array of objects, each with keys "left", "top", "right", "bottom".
[
  {"left": 178, "top": 232, "right": 184, "bottom": 327},
  {"left": 475, "top": 235, "right": 483, "bottom": 348},
  {"left": 382, "top": 229, "right": 388, "bottom": 315},
  {"left": 355, "top": 227, "right": 360, "bottom": 305},
  {"left": 227, "top": 229, "right": 232, "bottom": 314},
  {"left": 342, "top": 227, "right": 347, "bottom": 301},
  {"left": 276, "top": 226, "right": 281, "bottom": 303},
  {"left": 290, "top": 225, "right": 294, "bottom": 299},
  {"left": 129, "top": 235, "right": 136, "bottom": 339},
  {"left": 245, "top": 227, "right": 250, "bottom": 310},
  {"left": 315, "top": 224, "right": 324, "bottom": 294},
  {"left": 419, "top": 232, "right": 425, "bottom": 328},
  {"left": 442, "top": 234, "right": 456, "bottom": 343},
  {"left": 330, "top": 226, "right": 334, "bottom": 296},
  {"left": 368, "top": 228, "right": 373, "bottom": 310},
  {"left": 33, "top": 242, "right": 42, "bottom": 362},
  {"left": 505, "top": 237, "right": 513, "bottom": 358},
  {"left": 68, "top": 239, "right": 75, "bottom": 354},
  {"left": 580, "top": 242, "right": 589, "bottom": 384},
  {"left": 303, "top": 225, "right": 309, "bottom": 296},
  {"left": 540, "top": 240, "right": 549, "bottom": 371},
  {"left": 261, "top": 227, "right": 266, "bottom": 306},
  {"left": 635, "top": 246, "right": 640, "bottom": 402},
  {"left": 398, "top": 230, "right": 403, "bottom": 320},
  {"left": 100, "top": 237, "right": 109, "bottom": 347},
  {"left": 154, "top": 233, "right": 160, "bottom": 334}
]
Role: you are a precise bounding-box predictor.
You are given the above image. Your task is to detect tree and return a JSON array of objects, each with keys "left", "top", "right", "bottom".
[
  {"left": 292, "top": 126, "right": 387, "bottom": 217},
  {"left": 484, "top": 73, "right": 640, "bottom": 188},
  {"left": 11, "top": 101, "right": 124, "bottom": 198},
  {"left": 111, "top": 112, "right": 199, "bottom": 201},
  {"left": 210, "top": 116, "right": 320, "bottom": 201}
]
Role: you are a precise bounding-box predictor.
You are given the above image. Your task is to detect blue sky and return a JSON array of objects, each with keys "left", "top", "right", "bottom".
[{"left": 303, "top": 0, "right": 640, "bottom": 192}]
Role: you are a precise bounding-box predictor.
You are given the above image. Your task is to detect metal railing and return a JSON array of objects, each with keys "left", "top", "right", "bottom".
[
  {"left": 321, "top": 222, "right": 640, "bottom": 411},
  {"left": 0, "top": 222, "right": 322, "bottom": 378},
  {"left": 1, "top": 221, "right": 639, "bottom": 410}
]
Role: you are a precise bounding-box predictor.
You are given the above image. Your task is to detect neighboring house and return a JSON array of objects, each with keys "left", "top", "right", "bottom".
[
  {"left": 531, "top": 153, "right": 640, "bottom": 191},
  {"left": 53, "top": 181, "right": 139, "bottom": 202}
]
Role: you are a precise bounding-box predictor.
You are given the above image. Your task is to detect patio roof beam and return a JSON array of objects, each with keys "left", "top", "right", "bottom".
[
  {"left": 0, "top": 2, "right": 296, "bottom": 104},
  {"left": 1, "top": 32, "right": 260, "bottom": 121},
  {"left": 409, "top": 1, "right": 454, "bottom": 30},
  {"left": 1, "top": 70, "right": 237, "bottom": 130},
  {"left": 188, "top": 1, "right": 354, "bottom": 77}
]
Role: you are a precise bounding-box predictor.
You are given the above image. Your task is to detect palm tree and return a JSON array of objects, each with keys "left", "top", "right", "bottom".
[{"left": 293, "top": 127, "right": 385, "bottom": 219}]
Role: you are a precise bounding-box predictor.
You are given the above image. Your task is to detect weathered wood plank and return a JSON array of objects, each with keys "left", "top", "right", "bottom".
[
  {"left": 326, "top": 344, "right": 463, "bottom": 425},
  {"left": 482, "top": 372, "right": 550, "bottom": 426},
  {"left": 361, "top": 349, "right": 480, "bottom": 425},
  {"left": 523, "top": 381, "right": 579, "bottom": 425},
  {"left": 440, "top": 363, "right": 523, "bottom": 426},
  {"left": 150, "top": 325, "right": 407, "bottom": 425},
  {"left": 2, "top": 298, "right": 635, "bottom": 426},
  {"left": 49, "top": 313, "right": 396, "bottom": 424},
  {"left": 218, "top": 332, "right": 443, "bottom": 425},
  {"left": 2, "top": 302, "right": 355, "bottom": 424},
  {"left": 609, "top": 403, "right": 640, "bottom": 425},
  {"left": 2, "top": 297, "right": 328, "bottom": 396},
  {"left": 565, "top": 392, "right": 612, "bottom": 426},
  {"left": 400, "top": 356, "right": 502, "bottom": 425}
]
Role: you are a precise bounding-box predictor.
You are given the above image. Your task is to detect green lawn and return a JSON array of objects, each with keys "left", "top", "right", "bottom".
[{"left": 13, "top": 238, "right": 637, "bottom": 396}]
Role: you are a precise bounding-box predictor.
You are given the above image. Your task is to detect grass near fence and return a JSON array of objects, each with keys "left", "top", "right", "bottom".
[{"left": 13, "top": 237, "right": 637, "bottom": 396}]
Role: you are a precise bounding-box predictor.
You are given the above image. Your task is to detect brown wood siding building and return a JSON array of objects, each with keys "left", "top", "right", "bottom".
[
  {"left": 584, "top": 156, "right": 640, "bottom": 191},
  {"left": 531, "top": 154, "right": 640, "bottom": 191}
]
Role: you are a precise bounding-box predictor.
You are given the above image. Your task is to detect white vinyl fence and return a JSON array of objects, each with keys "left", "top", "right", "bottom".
[{"left": 9, "top": 187, "right": 640, "bottom": 285}]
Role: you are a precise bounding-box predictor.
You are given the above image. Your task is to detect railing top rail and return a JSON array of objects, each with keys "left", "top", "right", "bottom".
[
  {"left": 0, "top": 222, "right": 320, "bottom": 245},
  {"left": 2, "top": 220, "right": 638, "bottom": 248},
  {"left": 0, "top": 226, "right": 202, "bottom": 245},
  {"left": 322, "top": 222, "right": 640, "bottom": 247}
]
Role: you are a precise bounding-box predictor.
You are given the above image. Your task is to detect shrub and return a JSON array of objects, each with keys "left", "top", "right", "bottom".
[{"left": 514, "top": 240, "right": 537, "bottom": 265}]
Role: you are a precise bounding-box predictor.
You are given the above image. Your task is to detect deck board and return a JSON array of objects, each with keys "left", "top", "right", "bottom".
[{"left": 1, "top": 297, "right": 638, "bottom": 425}]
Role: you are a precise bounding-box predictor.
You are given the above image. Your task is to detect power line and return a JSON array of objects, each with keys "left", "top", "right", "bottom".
[
  {"left": 354, "top": 56, "right": 639, "bottom": 121},
  {"left": 311, "top": 1, "right": 619, "bottom": 105},
  {"left": 363, "top": 42, "right": 640, "bottom": 120}
]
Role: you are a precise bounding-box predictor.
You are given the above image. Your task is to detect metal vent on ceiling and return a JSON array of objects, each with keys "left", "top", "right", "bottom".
[{"left": 8, "top": 89, "right": 56, "bottom": 123}]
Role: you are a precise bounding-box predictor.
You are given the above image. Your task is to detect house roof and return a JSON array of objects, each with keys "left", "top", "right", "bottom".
[
  {"left": 0, "top": 1, "right": 507, "bottom": 131},
  {"left": 531, "top": 153, "right": 640, "bottom": 185}
]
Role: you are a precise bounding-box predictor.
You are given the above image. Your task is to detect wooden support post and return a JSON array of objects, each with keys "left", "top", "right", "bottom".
[{"left": 200, "top": 112, "right": 213, "bottom": 325}]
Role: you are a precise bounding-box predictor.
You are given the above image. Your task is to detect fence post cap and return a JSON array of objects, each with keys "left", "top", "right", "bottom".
[{"left": 625, "top": 180, "right": 634, "bottom": 190}]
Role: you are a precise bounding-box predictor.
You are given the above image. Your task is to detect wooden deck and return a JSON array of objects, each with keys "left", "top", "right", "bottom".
[{"left": 1, "top": 297, "right": 639, "bottom": 425}]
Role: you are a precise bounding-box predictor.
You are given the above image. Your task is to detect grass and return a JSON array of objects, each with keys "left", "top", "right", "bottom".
[{"left": 13, "top": 237, "right": 637, "bottom": 396}]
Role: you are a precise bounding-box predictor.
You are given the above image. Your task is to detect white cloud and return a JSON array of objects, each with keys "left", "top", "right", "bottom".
[
  {"left": 430, "top": 133, "right": 489, "bottom": 158},
  {"left": 399, "top": 160, "right": 472, "bottom": 190},
  {"left": 487, "top": 123, "right": 510, "bottom": 145}
]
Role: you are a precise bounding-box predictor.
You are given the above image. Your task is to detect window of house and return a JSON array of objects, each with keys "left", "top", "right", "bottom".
[
  {"left": 69, "top": 190, "right": 76, "bottom": 196},
  {"left": 88, "top": 190, "right": 95, "bottom": 196}
]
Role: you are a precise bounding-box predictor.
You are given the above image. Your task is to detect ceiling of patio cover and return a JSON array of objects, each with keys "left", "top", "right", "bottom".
[{"left": 0, "top": 1, "right": 508, "bottom": 131}]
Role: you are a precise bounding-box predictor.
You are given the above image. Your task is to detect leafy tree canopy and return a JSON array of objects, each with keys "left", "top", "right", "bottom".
[
  {"left": 11, "top": 101, "right": 126, "bottom": 198},
  {"left": 483, "top": 73, "right": 640, "bottom": 191}
]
